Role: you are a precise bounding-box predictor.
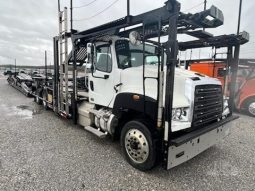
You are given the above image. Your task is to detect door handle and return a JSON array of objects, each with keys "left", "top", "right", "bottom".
[{"left": 104, "top": 75, "right": 109, "bottom": 79}]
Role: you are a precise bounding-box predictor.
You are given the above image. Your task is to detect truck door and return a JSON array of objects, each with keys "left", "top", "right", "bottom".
[{"left": 88, "top": 44, "right": 115, "bottom": 107}]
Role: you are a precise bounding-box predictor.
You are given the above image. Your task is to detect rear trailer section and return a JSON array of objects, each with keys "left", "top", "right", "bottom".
[
  {"left": 7, "top": 74, "right": 33, "bottom": 97},
  {"left": 167, "top": 116, "right": 238, "bottom": 169}
]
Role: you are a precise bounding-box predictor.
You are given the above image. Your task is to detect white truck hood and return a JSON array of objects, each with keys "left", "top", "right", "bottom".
[{"left": 119, "top": 65, "right": 221, "bottom": 108}]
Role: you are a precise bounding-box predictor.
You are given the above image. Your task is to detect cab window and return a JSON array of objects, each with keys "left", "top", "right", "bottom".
[
  {"left": 115, "top": 40, "right": 158, "bottom": 69},
  {"left": 96, "top": 45, "right": 112, "bottom": 73}
]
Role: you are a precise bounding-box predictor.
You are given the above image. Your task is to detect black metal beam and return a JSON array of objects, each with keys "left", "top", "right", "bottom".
[
  {"left": 179, "top": 32, "right": 249, "bottom": 51},
  {"left": 72, "top": 47, "right": 78, "bottom": 124},
  {"left": 72, "top": 2, "right": 224, "bottom": 45},
  {"left": 163, "top": 0, "right": 180, "bottom": 169},
  {"left": 229, "top": 45, "right": 240, "bottom": 115},
  {"left": 53, "top": 37, "right": 59, "bottom": 112}
]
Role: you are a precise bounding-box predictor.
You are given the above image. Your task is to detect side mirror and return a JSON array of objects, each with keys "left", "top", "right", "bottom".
[
  {"left": 87, "top": 43, "right": 96, "bottom": 73},
  {"left": 87, "top": 43, "right": 94, "bottom": 64},
  {"left": 129, "top": 31, "right": 141, "bottom": 46}
]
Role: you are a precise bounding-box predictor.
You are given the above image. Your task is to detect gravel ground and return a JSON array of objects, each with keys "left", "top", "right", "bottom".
[{"left": 0, "top": 75, "right": 255, "bottom": 191}]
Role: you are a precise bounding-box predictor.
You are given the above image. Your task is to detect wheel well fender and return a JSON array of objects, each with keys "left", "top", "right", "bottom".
[
  {"left": 112, "top": 92, "right": 161, "bottom": 140},
  {"left": 112, "top": 93, "right": 158, "bottom": 120}
]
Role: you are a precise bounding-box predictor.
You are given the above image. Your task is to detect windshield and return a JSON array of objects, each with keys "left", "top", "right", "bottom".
[{"left": 115, "top": 40, "right": 159, "bottom": 69}]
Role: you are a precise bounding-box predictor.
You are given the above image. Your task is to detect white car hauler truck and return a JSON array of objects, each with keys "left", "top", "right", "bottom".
[{"left": 33, "top": 0, "right": 249, "bottom": 171}]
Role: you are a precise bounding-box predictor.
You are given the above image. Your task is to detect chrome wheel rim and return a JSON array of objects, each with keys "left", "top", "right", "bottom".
[
  {"left": 248, "top": 102, "right": 255, "bottom": 116},
  {"left": 125, "top": 129, "right": 149, "bottom": 164}
]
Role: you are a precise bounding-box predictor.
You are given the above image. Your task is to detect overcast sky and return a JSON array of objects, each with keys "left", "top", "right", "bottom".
[{"left": 0, "top": 0, "right": 254, "bottom": 66}]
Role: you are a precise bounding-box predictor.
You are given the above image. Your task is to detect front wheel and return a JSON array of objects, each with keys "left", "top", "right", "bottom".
[
  {"left": 246, "top": 98, "right": 255, "bottom": 117},
  {"left": 120, "top": 120, "right": 156, "bottom": 171}
]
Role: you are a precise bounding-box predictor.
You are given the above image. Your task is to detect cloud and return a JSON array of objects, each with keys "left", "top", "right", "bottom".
[{"left": 0, "top": 0, "right": 254, "bottom": 66}]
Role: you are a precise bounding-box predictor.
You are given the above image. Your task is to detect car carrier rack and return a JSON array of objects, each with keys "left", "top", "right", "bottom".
[{"left": 27, "top": 0, "right": 250, "bottom": 170}]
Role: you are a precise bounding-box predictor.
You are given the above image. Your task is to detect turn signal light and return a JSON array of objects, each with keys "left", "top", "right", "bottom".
[{"left": 133, "top": 95, "right": 140, "bottom": 101}]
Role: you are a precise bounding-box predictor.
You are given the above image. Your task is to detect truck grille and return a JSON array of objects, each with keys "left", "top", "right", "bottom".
[{"left": 192, "top": 85, "right": 223, "bottom": 129}]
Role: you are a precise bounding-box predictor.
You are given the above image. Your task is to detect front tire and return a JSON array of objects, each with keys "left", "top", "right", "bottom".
[{"left": 121, "top": 120, "right": 156, "bottom": 171}]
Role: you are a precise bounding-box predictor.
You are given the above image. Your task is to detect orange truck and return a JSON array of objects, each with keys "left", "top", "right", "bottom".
[{"left": 190, "top": 60, "right": 255, "bottom": 117}]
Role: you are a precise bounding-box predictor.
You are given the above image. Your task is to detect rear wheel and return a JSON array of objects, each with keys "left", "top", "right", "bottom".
[
  {"left": 246, "top": 98, "right": 255, "bottom": 117},
  {"left": 42, "top": 90, "right": 48, "bottom": 110},
  {"left": 121, "top": 120, "right": 156, "bottom": 171},
  {"left": 35, "top": 89, "right": 42, "bottom": 105}
]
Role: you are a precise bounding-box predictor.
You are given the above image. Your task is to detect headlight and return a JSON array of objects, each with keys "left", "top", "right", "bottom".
[{"left": 172, "top": 107, "right": 189, "bottom": 122}]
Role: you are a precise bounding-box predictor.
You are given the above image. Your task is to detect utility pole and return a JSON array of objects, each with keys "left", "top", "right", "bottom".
[
  {"left": 203, "top": 0, "right": 207, "bottom": 31},
  {"left": 70, "top": 0, "right": 73, "bottom": 32},
  {"left": 14, "top": 58, "right": 16, "bottom": 77},
  {"left": 58, "top": 0, "right": 60, "bottom": 12},
  {"left": 127, "top": 0, "right": 130, "bottom": 22},
  {"left": 45, "top": 51, "right": 48, "bottom": 80},
  {"left": 237, "top": 0, "right": 243, "bottom": 35},
  {"left": 127, "top": 0, "right": 130, "bottom": 16}
]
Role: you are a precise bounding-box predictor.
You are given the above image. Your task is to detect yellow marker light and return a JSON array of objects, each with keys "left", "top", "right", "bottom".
[{"left": 133, "top": 95, "right": 140, "bottom": 101}]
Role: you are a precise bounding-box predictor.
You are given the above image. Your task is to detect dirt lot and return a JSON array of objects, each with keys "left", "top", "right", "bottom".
[{"left": 0, "top": 76, "right": 255, "bottom": 191}]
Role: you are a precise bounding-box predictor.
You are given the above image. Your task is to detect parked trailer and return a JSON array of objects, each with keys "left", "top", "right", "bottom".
[
  {"left": 7, "top": 72, "right": 33, "bottom": 97},
  {"left": 31, "top": 74, "right": 53, "bottom": 109},
  {"left": 31, "top": 0, "right": 249, "bottom": 171}
]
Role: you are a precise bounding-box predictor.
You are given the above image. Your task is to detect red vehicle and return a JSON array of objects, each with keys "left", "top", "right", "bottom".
[
  {"left": 190, "top": 60, "right": 255, "bottom": 117},
  {"left": 235, "top": 65, "right": 255, "bottom": 116}
]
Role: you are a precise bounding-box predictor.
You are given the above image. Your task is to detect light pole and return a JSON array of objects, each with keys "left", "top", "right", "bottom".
[
  {"left": 45, "top": 51, "right": 48, "bottom": 79},
  {"left": 204, "top": 0, "right": 207, "bottom": 11},
  {"left": 70, "top": 0, "right": 73, "bottom": 32},
  {"left": 203, "top": 0, "right": 207, "bottom": 31},
  {"left": 14, "top": 58, "right": 16, "bottom": 77},
  {"left": 237, "top": 0, "right": 243, "bottom": 34},
  {"left": 127, "top": 0, "right": 130, "bottom": 16}
]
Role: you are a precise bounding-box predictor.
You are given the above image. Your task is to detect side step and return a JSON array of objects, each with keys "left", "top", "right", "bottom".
[{"left": 84, "top": 126, "right": 107, "bottom": 138}]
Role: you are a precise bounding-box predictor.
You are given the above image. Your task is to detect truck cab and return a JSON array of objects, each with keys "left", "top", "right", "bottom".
[{"left": 85, "top": 37, "right": 226, "bottom": 130}]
